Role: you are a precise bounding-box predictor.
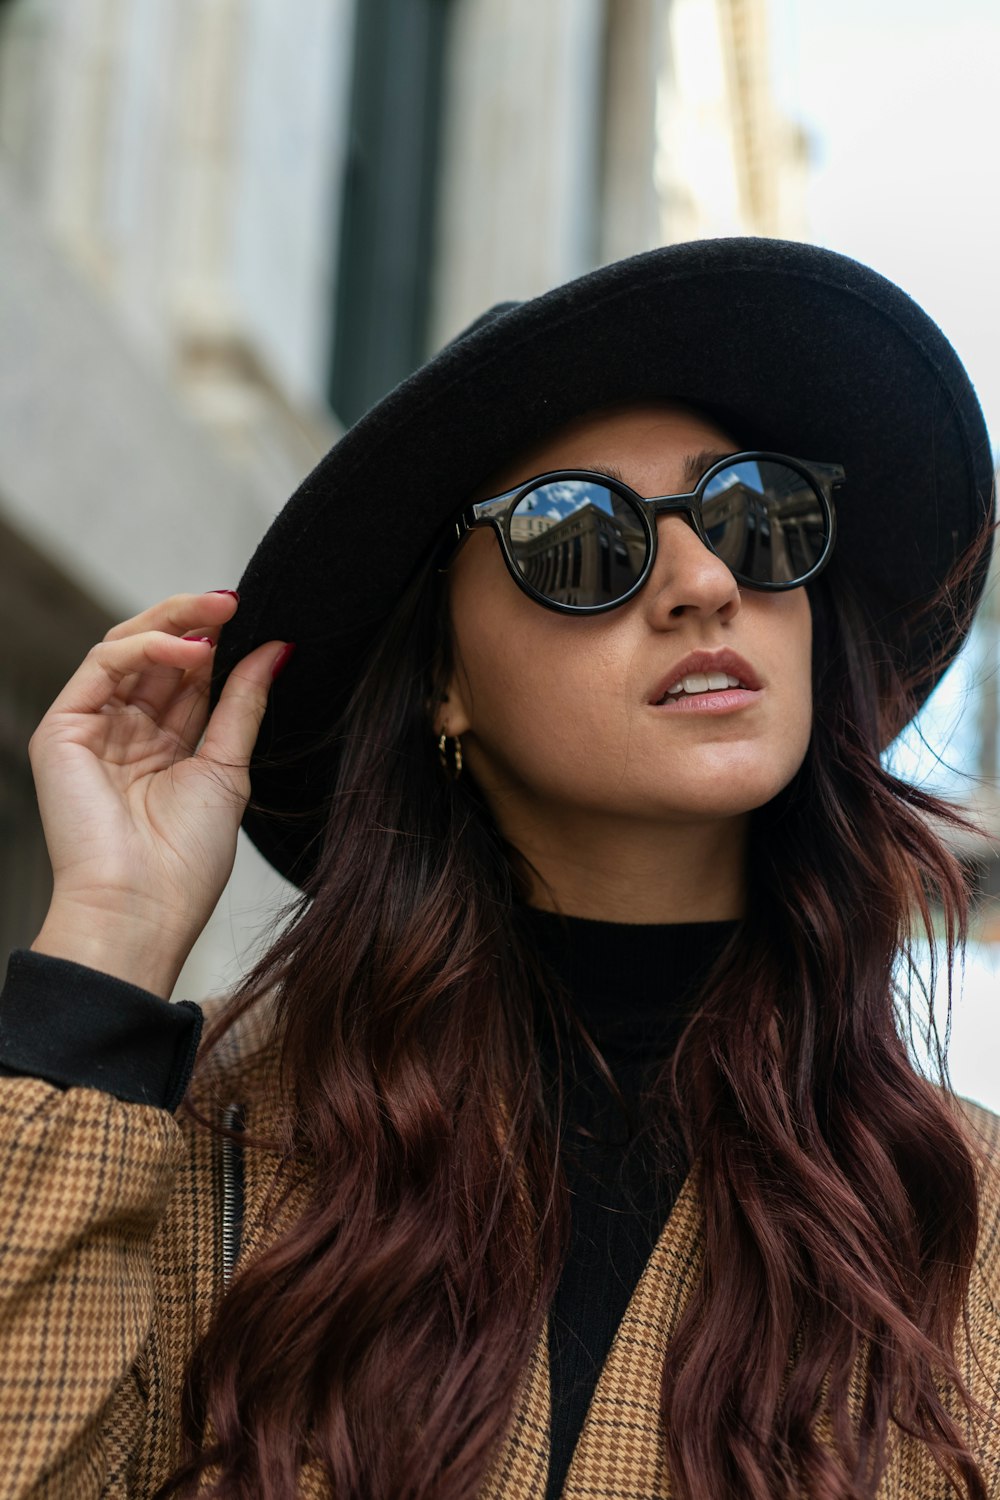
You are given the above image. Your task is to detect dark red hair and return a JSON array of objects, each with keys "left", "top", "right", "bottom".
[{"left": 159, "top": 540, "right": 991, "bottom": 1500}]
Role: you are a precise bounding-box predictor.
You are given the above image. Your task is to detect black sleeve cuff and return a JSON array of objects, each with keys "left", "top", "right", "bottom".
[{"left": 0, "top": 950, "right": 203, "bottom": 1112}]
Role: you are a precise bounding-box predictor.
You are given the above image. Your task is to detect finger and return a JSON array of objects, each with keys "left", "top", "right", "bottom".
[
  {"left": 120, "top": 630, "right": 219, "bottom": 735},
  {"left": 44, "top": 631, "right": 220, "bottom": 720},
  {"left": 103, "top": 589, "right": 240, "bottom": 644},
  {"left": 139, "top": 653, "right": 216, "bottom": 755},
  {"left": 197, "top": 642, "right": 290, "bottom": 776}
]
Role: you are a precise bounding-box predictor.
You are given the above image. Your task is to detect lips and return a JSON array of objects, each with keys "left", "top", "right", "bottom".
[{"left": 648, "top": 649, "right": 761, "bottom": 706}]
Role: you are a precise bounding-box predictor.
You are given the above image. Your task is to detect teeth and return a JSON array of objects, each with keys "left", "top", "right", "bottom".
[{"left": 663, "top": 671, "right": 746, "bottom": 699}]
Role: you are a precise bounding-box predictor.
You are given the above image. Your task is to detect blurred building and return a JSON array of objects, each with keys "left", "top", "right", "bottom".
[
  {"left": 0, "top": 0, "right": 808, "bottom": 997},
  {"left": 934, "top": 527, "right": 1000, "bottom": 936}
]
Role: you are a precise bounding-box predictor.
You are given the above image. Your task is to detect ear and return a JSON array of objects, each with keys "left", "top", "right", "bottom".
[{"left": 433, "top": 675, "right": 473, "bottom": 739}]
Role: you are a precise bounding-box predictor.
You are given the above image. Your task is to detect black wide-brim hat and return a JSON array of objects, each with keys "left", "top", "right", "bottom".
[{"left": 212, "top": 237, "right": 995, "bottom": 887}]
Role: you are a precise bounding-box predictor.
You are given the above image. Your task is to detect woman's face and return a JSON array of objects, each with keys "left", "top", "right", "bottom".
[{"left": 440, "top": 403, "right": 814, "bottom": 904}]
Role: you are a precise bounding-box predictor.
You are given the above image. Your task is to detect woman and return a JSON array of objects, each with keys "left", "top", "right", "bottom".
[{"left": 1, "top": 238, "right": 998, "bottom": 1500}]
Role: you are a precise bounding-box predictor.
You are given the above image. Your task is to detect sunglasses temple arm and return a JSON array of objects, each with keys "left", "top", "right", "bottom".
[
  {"left": 436, "top": 489, "right": 523, "bottom": 571},
  {"left": 470, "top": 489, "right": 522, "bottom": 522}
]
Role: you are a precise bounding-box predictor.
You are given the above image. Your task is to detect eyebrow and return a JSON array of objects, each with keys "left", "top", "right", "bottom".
[
  {"left": 574, "top": 450, "right": 736, "bottom": 493},
  {"left": 682, "top": 449, "right": 737, "bottom": 487}
]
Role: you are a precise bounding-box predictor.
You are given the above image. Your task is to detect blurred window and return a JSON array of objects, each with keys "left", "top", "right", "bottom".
[{"left": 329, "top": 0, "right": 451, "bottom": 425}]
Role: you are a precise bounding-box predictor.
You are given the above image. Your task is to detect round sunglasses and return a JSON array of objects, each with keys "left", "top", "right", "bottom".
[{"left": 443, "top": 451, "right": 844, "bottom": 614}]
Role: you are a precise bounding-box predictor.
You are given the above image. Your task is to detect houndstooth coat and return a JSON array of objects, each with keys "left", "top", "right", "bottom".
[{"left": 2, "top": 997, "right": 999, "bottom": 1499}]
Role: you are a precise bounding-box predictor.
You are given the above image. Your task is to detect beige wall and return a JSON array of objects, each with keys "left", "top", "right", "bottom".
[
  {"left": 0, "top": 159, "right": 296, "bottom": 1000},
  {"left": 429, "top": 0, "right": 606, "bottom": 346},
  {"left": 656, "top": 0, "right": 809, "bottom": 244},
  {"left": 0, "top": 0, "right": 343, "bottom": 489},
  {"left": 431, "top": 0, "right": 808, "bottom": 345}
]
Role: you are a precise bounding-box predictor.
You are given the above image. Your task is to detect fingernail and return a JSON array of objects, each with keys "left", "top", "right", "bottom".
[
  {"left": 270, "top": 643, "right": 296, "bottom": 681},
  {"left": 210, "top": 589, "right": 240, "bottom": 601},
  {"left": 182, "top": 634, "right": 215, "bottom": 645}
]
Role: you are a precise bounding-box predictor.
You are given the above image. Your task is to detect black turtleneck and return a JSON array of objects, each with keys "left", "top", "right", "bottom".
[{"left": 521, "top": 909, "right": 736, "bottom": 1499}]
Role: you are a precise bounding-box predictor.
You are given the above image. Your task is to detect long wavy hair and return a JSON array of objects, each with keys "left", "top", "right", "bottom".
[{"left": 160, "top": 526, "right": 992, "bottom": 1500}]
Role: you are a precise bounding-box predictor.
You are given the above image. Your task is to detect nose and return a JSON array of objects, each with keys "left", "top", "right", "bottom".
[{"left": 642, "top": 513, "right": 741, "bottom": 627}]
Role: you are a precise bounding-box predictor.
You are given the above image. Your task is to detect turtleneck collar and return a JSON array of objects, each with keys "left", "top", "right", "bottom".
[{"left": 520, "top": 905, "right": 738, "bottom": 1054}]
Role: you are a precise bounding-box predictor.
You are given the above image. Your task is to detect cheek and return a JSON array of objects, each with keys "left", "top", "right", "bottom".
[
  {"left": 775, "top": 592, "right": 814, "bottom": 762},
  {"left": 456, "top": 616, "right": 617, "bottom": 783},
  {"left": 448, "top": 548, "right": 627, "bottom": 789}
]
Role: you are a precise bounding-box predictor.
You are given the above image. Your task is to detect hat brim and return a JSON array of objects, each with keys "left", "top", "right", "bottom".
[{"left": 212, "top": 237, "right": 995, "bottom": 887}]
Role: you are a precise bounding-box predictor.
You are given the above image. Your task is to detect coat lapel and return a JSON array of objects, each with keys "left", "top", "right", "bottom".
[
  {"left": 561, "top": 1167, "right": 703, "bottom": 1499},
  {"left": 480, "top": 1167, "right": 704, "bottom": 1500},
  {"left": 478, "top": 1330, "right": 552, "bottom": 1500}
]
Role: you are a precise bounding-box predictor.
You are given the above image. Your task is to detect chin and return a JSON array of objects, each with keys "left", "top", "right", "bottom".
[{"left": 645, "top": 766, "right": 804, "bottom": 821}]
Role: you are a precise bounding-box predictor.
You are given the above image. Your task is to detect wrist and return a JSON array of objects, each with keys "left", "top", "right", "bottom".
[{"left": 31, "top": 913, "right": 188, "bottom": 1000}]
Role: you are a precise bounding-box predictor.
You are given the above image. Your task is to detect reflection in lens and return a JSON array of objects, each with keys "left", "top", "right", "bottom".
[
  {"left": 702, "top": 461, "right": 828, "bottom": 584},
  {"left": 509, "top": 480, "right": 647, "bottom": 606}
]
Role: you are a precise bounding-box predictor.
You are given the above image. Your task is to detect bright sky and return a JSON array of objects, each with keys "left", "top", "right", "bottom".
[
  {"left": 773, "top": 0, "right": 1000, "bottom": 457},
  {"left": 771, "top": 1, "right": 1000, "bottom": 1111}
]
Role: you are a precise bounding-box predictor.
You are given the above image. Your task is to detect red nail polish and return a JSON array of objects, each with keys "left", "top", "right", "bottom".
[
  {"left": 270, "top": 643, "right": 296, "bottom": 681},
  {"left": 210, "top": 589, "right": 240, "bottom": 601}
]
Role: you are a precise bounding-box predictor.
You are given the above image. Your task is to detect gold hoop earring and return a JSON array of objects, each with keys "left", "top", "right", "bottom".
[{"left": 437, "top": 731, "right": 463, "bottom": 780}]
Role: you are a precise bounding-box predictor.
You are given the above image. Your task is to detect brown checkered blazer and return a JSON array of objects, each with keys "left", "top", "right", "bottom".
[{"left": 2, "top": 998, "right": 999, "bottom": 1498}]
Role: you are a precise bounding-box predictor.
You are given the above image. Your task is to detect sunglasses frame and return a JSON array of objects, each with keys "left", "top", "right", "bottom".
[{"left": 442, "top": 450, "right": 844, "bottom": 615}]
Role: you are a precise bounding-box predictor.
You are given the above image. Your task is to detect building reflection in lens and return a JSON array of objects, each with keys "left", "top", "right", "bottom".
[
  {"left": 703, "top": 462, "right": 826, "bottom": 583},
  {"left": 509, "top": 483, "right": 646, "bottom": 606},
  {"left": 506, "top": 466, "right": 826, "bottom": 603}
]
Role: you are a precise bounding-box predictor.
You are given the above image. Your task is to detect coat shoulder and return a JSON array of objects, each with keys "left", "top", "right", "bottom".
[
  {"left": 956, "top": 1092, "right": 1000, "bottom": 1209},
  {"left": 955, "top": 1095, "right": 1000, "bottom": 1317},
  {"left": 183, "top": 990, "right": 287, "bottom": 1141},
  {"left": 957, "top": 1093, "right": 1000, "bottom": 1157}
]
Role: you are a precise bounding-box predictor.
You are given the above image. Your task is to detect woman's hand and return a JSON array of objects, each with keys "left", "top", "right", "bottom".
[{"left": 27, "top": 590, "right": 291, "bottom": 998}]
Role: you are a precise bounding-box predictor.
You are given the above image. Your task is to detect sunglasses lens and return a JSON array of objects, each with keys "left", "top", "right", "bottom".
[
  {"left": 701, "top": 459, "right": 830, "bottom": 585},
  {"left": 508, "top": 480, "right": 647, "bottom": 607}
]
